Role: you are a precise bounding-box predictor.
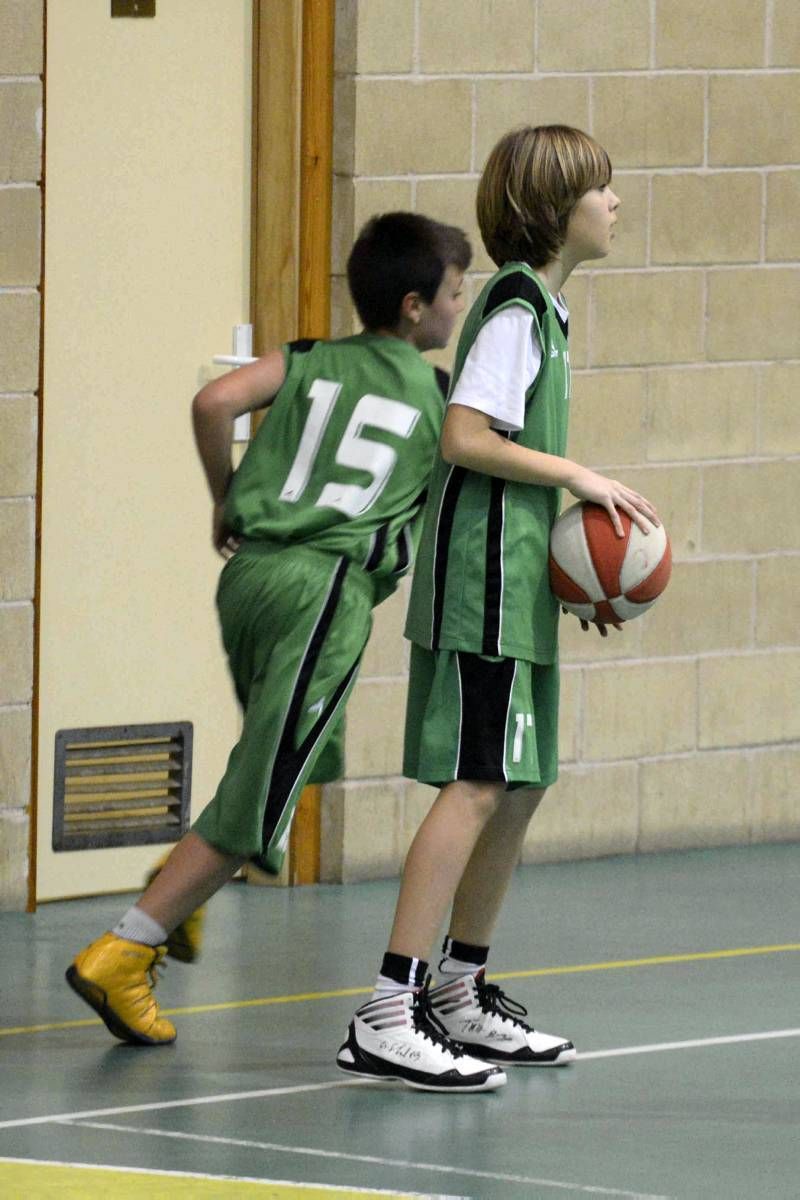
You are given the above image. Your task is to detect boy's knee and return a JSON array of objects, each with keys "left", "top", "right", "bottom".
[{"left": 443, "top": 778, "right": 506, "bottom": 823}]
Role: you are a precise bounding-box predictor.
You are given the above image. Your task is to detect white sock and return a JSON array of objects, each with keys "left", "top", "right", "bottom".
[
  {"left": 371, "top": 971, "right": 420, "bottom": 1002},
  {"left": 113, "top": 906, "right": 168, "bottom": 947}
]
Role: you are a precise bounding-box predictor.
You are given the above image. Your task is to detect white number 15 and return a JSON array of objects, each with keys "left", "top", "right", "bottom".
[{"left": 279, "top": 378, "right": 420, "bottom": 518}]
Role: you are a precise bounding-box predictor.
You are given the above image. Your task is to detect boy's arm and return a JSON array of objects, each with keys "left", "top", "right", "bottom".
[
  {"left": 441, "top": 403, "right": 659, "bottom": 537},
  {"left": 192, "top": 349, "right": 286, "bottom": 553}
]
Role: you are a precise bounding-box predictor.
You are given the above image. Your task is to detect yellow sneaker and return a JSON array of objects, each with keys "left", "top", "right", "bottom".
[
  {"left": 145, "top": 853, "right": 205, "bottom": 963},
  {"left": 66, "top": 932, "right": 177, "bottom": 1045}
]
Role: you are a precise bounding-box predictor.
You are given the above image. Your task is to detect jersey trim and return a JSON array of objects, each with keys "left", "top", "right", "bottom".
[
  {"left": 483, "top": 271, "right": 547, "bottom": 324},
  {"left": 432, "top": 465, "right": 466, "bottom": 649},
  {"left": 286, "top": 338, "right": 319, "bottom": 354},
  {"left": 482, "top": 476, "right": 506, "bottom": 656},
  {"left": 434, "top": 366, "right": 451, "bottom": 399}
]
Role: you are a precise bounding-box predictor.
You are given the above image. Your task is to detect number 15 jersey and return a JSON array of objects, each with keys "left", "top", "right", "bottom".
[{"left": 224, "top": 333, "right": 447, "bottom": 594}]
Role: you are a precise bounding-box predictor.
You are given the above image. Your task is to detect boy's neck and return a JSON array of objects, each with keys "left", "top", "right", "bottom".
[{"left": 533, "top": 256, "right": 572, "bottom": 299}]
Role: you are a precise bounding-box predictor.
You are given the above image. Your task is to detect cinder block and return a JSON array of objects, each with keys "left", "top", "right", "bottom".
[
  {"left": 0, "top": 292, "right": 39, "bottom": 392},
  {"left": 639, "top": 753, "right": 749, "bottom": 851},
  {"left": 707, "top": 268, "right": 800, "bottom": 362},
  {"left": 333, "top": 75, "right": 356, "bottom": 175},
  {"left": 420, "top": 0, "right": 534, "bottom": 72},
  {"left": 655, "top": 0, "right": 764, "bottom": 67},
  {"left": 0, "top": 603, "right": 32, "bottom": 704},
  {"left": 0, "top": 80, "right": 41, "bottom": 182},
  {"left": 0, "top": 186, "right": 40, "bottom": 284},
  {"left": 354, "top": 179, "right": 413, "bottom": 240},
  {"left": 647, "top": 366, "right": 758, "bottom": 461},
  {"left": 604, "top": 466, "right": 701, "bottom": 560},
  {"left": 702, "top": 462, "right": 799, "bottom": 554},
  {"left": 0, "top": 807, "right": 28, "bottom": 911},
  {"left": 538, "top": 0, "right": 650, "bottom": 71},
  {"left": 594, "top": 76, "right": 705, "bottom": 169},
  {"left": 0, "top": 0, "right": 43, "bottom": 75},
  {"left": 345, "top": 678, "right": 407, "bottom": 777},
  {"left": 331, "top": 175, "right": 354, "bottom": 277},
  {"left": 563, "top": 272, "right": 589, "bottom": 371},
  {"left": 568, "top": 370, "right": 647, "bottom": 468},
  {"left": 652, "top": 173, "right": 762, "bottom": 265},
  {"left": 0, "top": 705, "right": 30, "bottom": 809},
  {"left": 593, "top": 173, "right": 648, "bottom": 270},
  {"left": 766, "top": 171, "right": 800, "bottom": 262},
  {"left": 640, "top": 559, "right": 754, "bottom": 658},
  {"left": 770, "top": 1, "right": 800, "bottom": 67},
  {"left": 329, "top": 274, "right": 357, "bottom": 340},
  {"left": 334, "top": 0, "right": 357, "bottom": 75},
  {"left": 361, "top": 582, "right": 409, "bottom": 679},
  {"left": 755, "top": 557, "right": 800, "bottom": 648},
  {"left": 709, "top": 75, "right": 800, "bottom": 166},
  {"left": 0, "top": 395, "right": 37, "bottom": 496},
  {"left": 521, "top": 762, "right": 638, "bottom": 864},
  {"left": 415, "top": 177, "right": 490, "bottom": 273},
  {"left": 559, "top": 667, "right": 581, "bottom": 765},
  {"left": 321, "top": 780, "right": 403, "bottom": 882},
  {"left": 357, "top": 0, "right": 414, "bottom": 73},
  {"left": 759, "top": 363, "right": 800, "bottom": 456},
  {"left": 584, "top": 660, "right": 696, "bottom": 761},
  {"left": 475, "top": 78, "right": 590, "bottom": 171},
  {"left": 748, "top": 748, "right": 800, "bottom": 842},
  {"left": 400, "top": 780, "right": 437, "bottom": 858},
  {"left": 354, "top": 80, "right": 471, "bottom": 175},
  {"left": 0, "top": 499, "right": 34, "bottom": 601},
  {"left": 699, "top": 650, "right": 800, "bottom": 748},
  {"left": 591, "top": 272, "right": 704, "bottom": 367}
]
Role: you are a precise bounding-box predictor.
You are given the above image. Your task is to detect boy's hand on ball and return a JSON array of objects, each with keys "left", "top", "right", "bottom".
[
  {"left": 563, "top": 607, "right": 623, "bottom": 637},
  {"left": 567, "top": 467, "right": 660, "bottom": 537}
]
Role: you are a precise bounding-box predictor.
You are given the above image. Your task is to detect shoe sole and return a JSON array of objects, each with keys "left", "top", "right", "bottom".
[
  {"left": 65, "top": 966, "right": 176, "bottom": 1047},
  {"left": 479, "top": 1046, "right": 577, "bottom": 1067},
  {"left": 336, "top": 1058, "right": 505, "bottom": 1093}
]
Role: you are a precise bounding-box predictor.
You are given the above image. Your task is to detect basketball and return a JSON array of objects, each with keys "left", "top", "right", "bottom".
[{"left": 549, "top": 502, "right": 672, "bottom": 624}]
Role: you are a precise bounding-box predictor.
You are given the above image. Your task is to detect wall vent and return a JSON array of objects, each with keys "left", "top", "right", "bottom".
[{"left": 53, "top": 722, "right": 192, "bottom": 852}]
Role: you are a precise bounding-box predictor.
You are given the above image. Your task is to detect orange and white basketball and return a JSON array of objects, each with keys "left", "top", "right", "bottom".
[{"left": 549, "top": 501, "right": 671, "bottom": 624}]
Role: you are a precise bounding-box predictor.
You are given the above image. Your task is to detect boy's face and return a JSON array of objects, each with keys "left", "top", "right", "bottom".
[
  {"left": 565, "top": 185, "right": 620, "bottom": 263},
  {"left": 411, "top": 265, "right": 466, "bottom": 352}
]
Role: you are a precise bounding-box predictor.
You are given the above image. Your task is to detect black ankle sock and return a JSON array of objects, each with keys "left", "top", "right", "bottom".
[
  {"left": 379, "top": 951, "right": 429, "bottom": 990},
  {"left": 440, "top": 936, "right": 489, "bottom": 969}
]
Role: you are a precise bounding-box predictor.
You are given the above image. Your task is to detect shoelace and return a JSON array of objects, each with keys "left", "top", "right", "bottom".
[
  {"left": 147, "top": 947, "right": 168, "bottom": 991},
  {"left": 412, "top": 977, "right": 468, "bottom": 1057},
  {"left": 475, "top": 978, "right": 534, "bottom": 1030}
]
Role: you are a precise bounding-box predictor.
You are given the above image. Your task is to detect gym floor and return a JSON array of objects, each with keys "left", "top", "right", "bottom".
[{"left": 1, "top": 843, "right": 798, "bottom": 1199}]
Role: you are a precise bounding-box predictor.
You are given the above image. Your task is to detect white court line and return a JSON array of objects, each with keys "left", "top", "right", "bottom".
[
  {"left": 0, "top": 1156, "right": 464, "bottom": 1198},
  {"left": 57, "top": 1121, "right": 671, "bottom": 1200},
  {"left": 0, "top": 1079, "right": 370, "bottom": 1131},
  {"left": 578, "top": 1028, "right": 800, "bottom": 1060},
  {"left": 1, "top": 1026, "right": 798, "bottom": 1133}
]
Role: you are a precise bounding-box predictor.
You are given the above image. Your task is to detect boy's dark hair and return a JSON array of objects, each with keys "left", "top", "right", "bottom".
[
  {"left": 478, "top": 125, "right": 612, "bottom": 268},
  {"left": 347, "top": 212, "right": 471, "bottom": 332}
]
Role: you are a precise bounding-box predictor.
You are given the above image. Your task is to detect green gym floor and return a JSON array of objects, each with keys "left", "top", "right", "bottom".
[{"left": 1, "top": 844, "right": 799, "bottom": 1199}]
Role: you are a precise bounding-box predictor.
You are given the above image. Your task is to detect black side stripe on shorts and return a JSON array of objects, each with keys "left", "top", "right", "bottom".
[
  {"left": 432, "top": 465, "right": 466, "bottom": 649},
  {"left": 259, "top": 558, "right": 359, "bottom": 856},
  {"left": 456, "top": 652, "right": 515, "bottom": 783},
  {"left": 365, "top": 522, "right": 389, "bottom": 572},
  {"left": 482, "top": 465, "right": 507, "bottom": 656},
  {"left": 483, "top": 271, "right": 548, "bottom": 324},
  {"left": 393, "top": 521, "right": 412, "bottom": 575}
]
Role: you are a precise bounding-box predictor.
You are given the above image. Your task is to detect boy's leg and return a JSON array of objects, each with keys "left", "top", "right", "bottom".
[{"left": 137, "top": 830, "right": 244, "bottom": 932}]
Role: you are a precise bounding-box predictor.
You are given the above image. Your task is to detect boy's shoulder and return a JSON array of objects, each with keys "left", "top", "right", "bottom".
[{"left": 479, "top": 261, "right": 549, "bottom": 325}]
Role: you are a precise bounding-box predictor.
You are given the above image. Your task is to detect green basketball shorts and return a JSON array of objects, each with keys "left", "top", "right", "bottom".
[
  {"left": 403, "top": 643, "right": 559, "bottom": 790},
  {"left": 193, "top": 540, "right": 373, "bottom": 874}
]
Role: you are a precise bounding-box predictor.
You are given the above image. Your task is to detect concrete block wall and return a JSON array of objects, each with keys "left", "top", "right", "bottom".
[
  {"left": 323, "top": 0, "right": 800, "bottom": 882},
  {"left": 0, "top": 0, "right": 43, "bottom": 909}
]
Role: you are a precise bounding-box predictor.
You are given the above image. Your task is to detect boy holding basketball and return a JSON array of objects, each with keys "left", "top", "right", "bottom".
[
  {"left": 65, "top": 212, "right": 477, "bottom": 1050},
  {"left": 337, "top": 126, "right": 659, "bottom": 1093}
]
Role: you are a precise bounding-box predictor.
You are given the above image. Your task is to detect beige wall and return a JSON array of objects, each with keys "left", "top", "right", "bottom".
[
  {"left": 323, "top": 0, "right": 800, "bottom": 881},
  {"left": 0, "top": 0, "right": 42, "bottom": 909}
]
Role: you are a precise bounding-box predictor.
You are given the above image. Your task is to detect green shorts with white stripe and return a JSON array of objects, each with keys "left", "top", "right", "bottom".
[{"left": 403, "top": 643, "right": 559, "bottom": 790}]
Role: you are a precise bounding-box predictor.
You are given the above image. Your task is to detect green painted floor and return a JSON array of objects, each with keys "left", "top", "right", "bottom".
[{"left": 1, "top": 844, "right": 799, "bottom": 1198}]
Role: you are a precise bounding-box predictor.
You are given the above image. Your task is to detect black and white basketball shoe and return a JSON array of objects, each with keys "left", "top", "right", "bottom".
[
  {"left": 336, "top": 980, "right": 506, "bottom": 1092},
  {"left": 430, "top": 971, "right": 576, "bottom": 1067}
]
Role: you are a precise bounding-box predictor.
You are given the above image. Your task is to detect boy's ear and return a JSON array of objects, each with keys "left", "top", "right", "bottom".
[{"left": 400, "top": 290, "right": 423, "bottom": 325}]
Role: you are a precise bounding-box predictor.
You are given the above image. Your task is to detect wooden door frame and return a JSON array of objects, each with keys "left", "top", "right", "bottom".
[{"left": 251, "top": 0, "right": 334, "bottom": 883}]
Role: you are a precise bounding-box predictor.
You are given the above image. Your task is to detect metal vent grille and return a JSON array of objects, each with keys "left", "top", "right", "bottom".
[{"left": 53, "top": 722, "right": 193, "bottom": 852}]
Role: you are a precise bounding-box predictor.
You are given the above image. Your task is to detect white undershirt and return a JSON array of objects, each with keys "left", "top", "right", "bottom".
[{"left": 449, "top": 295, "right": 568, "bottom": 433}]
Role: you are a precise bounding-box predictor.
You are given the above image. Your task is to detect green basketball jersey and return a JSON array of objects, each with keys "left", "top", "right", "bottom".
[
  {"left": 404, "top": 263, "right": 570, "bottom": 664},
  {"left": 225, "top": 334, "right": 447, "bottom": 595}
]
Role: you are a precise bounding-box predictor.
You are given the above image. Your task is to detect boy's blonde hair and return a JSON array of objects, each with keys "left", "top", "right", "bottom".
[{"left": 477, "top": 125, "right": 612, "bottom": 268}]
